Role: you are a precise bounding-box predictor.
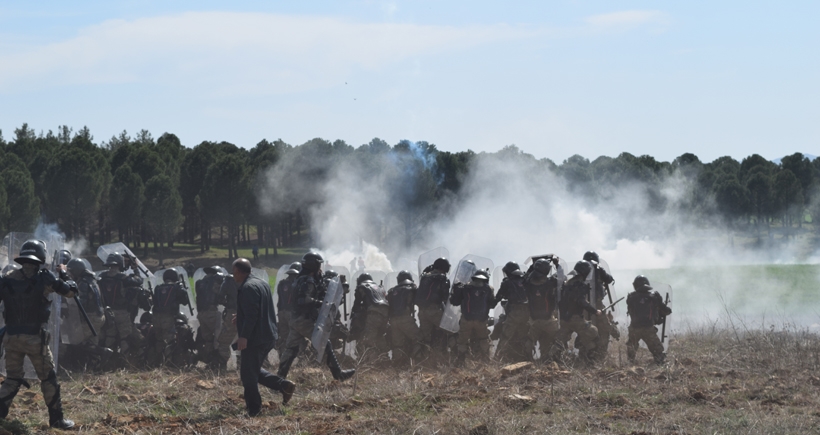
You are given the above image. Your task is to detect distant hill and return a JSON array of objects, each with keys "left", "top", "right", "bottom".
[{"left": 772, "top": 154, "right": 817, "bottom": 165}]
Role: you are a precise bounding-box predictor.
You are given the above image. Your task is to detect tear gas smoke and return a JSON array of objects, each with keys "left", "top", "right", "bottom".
[{"left": 261, "top": 144, "right": 820, "bottom": 329}]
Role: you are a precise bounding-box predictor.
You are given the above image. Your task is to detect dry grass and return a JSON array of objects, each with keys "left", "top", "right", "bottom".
[{"left": 5, "top": 325, "right": 820, "bottom": 434}]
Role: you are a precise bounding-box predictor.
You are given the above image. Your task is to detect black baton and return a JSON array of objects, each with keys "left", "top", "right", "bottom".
[{"left": 74, "top": 297, "right": 97, "bottom": 337}]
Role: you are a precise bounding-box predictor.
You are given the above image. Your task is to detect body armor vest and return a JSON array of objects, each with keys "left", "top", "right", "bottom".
[
  {"left": 558, "top": 278, "right": 592, "bottom": 321},
  {"left": 153, "top": 283, "right": 182, "bottom": 314},
  {"left": 458, "top": 283, "right": 493, "bottom": 322},
  {"left": 78, "top": 276, "right": 104, "bottom": 316},
  {"left": 359, "top": 282, "right": 388, "bottom": 308},
  {"left": 387, "top": 284, "right": 416, "bottom": 318},
  {"left": 524, "top": 277, "right": 557, "bottom": 320},
  {"left": 294, "top": 274, "right": 325, "bottom": 318},
  {"left": 1, "top": 270, "right": 56, "bottom": 335},
  {"left": 99, "top": 273, "right": 133, "bottom": 311},
  {"left": 499, "top": 277, "right": 528, "bottom": 304},
  {"left": 415, "top": 273, "right": 448, "bottom": 308},
  {"left": 195, "top": 275, "right": 221, "bottom": 311},
  {"left": 627, "top": 290, "right": 663, "bottom": 328}
]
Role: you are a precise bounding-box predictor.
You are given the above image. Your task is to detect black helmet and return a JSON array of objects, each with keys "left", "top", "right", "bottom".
[
  {"left": 286, "top": 262, "right": 302, "bottom": 275},
  {"left": 397, "top": 270, "right": 414, "bottom": 285},
  {"left": 139, "top": 311, "right": 153, "bottom": 324},
  {"left": 532, "top": 258, "right": 553, "bottom": 276},
  {"left": 163, "top": 269, "right": 179, "bottom": 282},
  {"left": 632, "top": 275, "right": 653, "bottom": 291},
  {"left": 471, "top": 270, "right": 490, "bottom": 282},
  {"left": 55, "top": 249, "right": 72, "bottom": 266},
  {"left": 104, "top": 252, "right": 124, "bottom": 268},
  {"left": 502, "top": 261, "right": 521, "bottom": 278},
  {"left": 174, "top": 312, "right": 189, "bottom": 326},
  {"left": 357, "top": 272, "right": 373, "bottom": 284},
  {"left": 15, "top": 240, "right": 46, "bottom": 265},
  {"left": 574, "top": 260, "right": 592, "bottom": 277},
  {"left": 583, "top": 251, "right": 599, "bottom": 263},
  {"left": 301, "top": 252, "right": 324, "bottom": 271},
  {"left": 203, "top": 265, "right": 220, "bottom": 274},
  {"left": 66, "top": 258, "right": 90, "bottom": 277},
  {"left": 432, "top": 257, "right": 451, "bottom": 273}
]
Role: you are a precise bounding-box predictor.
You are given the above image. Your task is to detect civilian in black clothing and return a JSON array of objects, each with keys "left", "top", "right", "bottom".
[{"left": 232, "top": 258, "right": 295, "bottom": 415}]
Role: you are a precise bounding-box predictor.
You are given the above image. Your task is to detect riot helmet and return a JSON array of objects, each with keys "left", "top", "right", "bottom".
[
  {"left": 174, "top": 312, "right": 189, "bottom": 326},
  {"left": 139, "top": 311, "right": 153, "bottom": 325},
  {"left": 301, "top": 252, "right": 324, "bottom": 272},
  {"left": 163, "top": 269, "right": 180, "bottom": 283},
  {"left": 356, "top": 273, "right": 373, "bottom": 285},
  {"left": 66, "top": 258, "right": 90, "bottom": 278},
  {"left": 471, "top": 269, "right": 490, "bottom": 283},
  {"left": 286, "top": 262, "right": 302, "bottom": 275},
  {"left": 203, "top": 265, "right": 220, "bottom": 274},
  {"left": 55, "top": 249, "right": 72, "bottom": 266},
  {"left": 573, "top": 260, "right": 592, "bottom": 278},
  {"left": 532, "top": 258, "right": 552, "bottom": 276},
  {"left": 397, "top": 270, "right": 414, "bottom": 285},
  {"left": 15, "top": 240, "right": 47, "bottom": 265},
  {"left": 583, "top": 251, "right": 599, "bottom": 263},
  {"left": 324, "top": 270, "right": 339, "bottom": 280},
  {"left": 502, "top": 261, "right": 521, "bottom": 278},
  {"left": 104, "top": 252, "right": 125, "bottom": 269},
  {"left": 632, "top": 275, "right": 653, "bottom": 292},
  {"left": 432, "top": 257, "right": 451, "bottom": 273}
]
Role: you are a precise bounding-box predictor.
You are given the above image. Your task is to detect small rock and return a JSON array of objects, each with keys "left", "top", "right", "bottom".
[
  {"left": 196, "top": 380, "right": 215, "bottom": 390},
  {"left": 501, "top": 362, "right": 533, "bottom": 375}
]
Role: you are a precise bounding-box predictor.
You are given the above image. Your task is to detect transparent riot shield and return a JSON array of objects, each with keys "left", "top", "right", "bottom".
[
  {"left": 252, "top": 267, "right": 269, "bottom": 287},
  {"left": 311, "top": 275, "right": 343, "bottom": 363},
  {"left": 326, "top": 265, "right": 352, "bottom": 325},
  {"left": 440, "top": 255, "right": 494, "bottom": 333},
  {"left": 97, "top": 243, "right": 155, "bottom": 289},
  {"left": 152, "top": 267, "right": 197, "bottom": 330},
  {"left": 272, "top": 264, "right": 291, "bottom": 308},
  {"left": 417, "top": 247, "right": 449, "bottom": 277}
]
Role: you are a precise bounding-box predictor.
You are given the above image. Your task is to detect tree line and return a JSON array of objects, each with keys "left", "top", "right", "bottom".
[{"left": 0, "top": 123, "right": 816, "bottom": 260}]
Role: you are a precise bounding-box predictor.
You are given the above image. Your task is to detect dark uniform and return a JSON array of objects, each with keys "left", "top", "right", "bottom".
[
  {"left": 350, "top": 275, "right": 390, "bottom": 359},
  {"left": 98, "top": 256, "right": 147, "bottom": 359},
  {"left": 584, "top": 252, "right": 617, "bottom": 360},
  {"left": 387, "top": 272, "right": 422, "bottom": 364},
  {"left": 555, "top": 263, "right": 600, "bottom": 362},
  {"left": 277, "top": 252, "right": 354, "bottom": 382},
  {"left": 151, "top": 273, "right": 191, "bottom": 364},
  {"left": 626, "top": 276, "right": 671, "bottom": 364},
  {"left": 215, "top": 274, "right": 239, "bottom": 368},
  {"left": 195, "top": 268, "right": 224, "bottom": 363},
  {"left": 65, "top": 259, "right": 110, "bottom": 364},
  {"left": 276, "top": 270, "right": 300, "bottom": 355},
  {"left": 450, "top": 271, "right": 496, "bottom": 364},
  {"left": 0, "top": 241, "right": 76, "bottom": 428},
  {"left": 494, "top": 266, "right": 529, "bottom": 362},
  {"left": 523, "top": 260, "right": 561, "bottom": 362},
  {"left": 414, "top": 268, "right": 450, "bottom": 353}
]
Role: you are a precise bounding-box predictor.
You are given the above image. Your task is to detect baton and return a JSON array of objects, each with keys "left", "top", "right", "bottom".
[
  {"left": 661, "top": 292, "right": 670, "bottom": 343},
  {"left": 601, "top": 296, "right": 624, "bottom": 313},
  {"left": 74, "top": 296, "right": 98, "bottom": 337}
]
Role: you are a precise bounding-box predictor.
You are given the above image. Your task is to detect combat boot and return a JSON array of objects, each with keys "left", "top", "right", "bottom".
[
  {"left": 325, "top": 342, "right": 355, "bottom": 381},
  {"left": 48, "top": 407, "right": 75, "bottom": 429}
]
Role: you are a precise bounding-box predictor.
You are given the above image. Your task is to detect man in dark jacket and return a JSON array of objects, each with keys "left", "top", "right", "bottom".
[{"left": 232, "top": 258, "right": 295, "bottom": 415}]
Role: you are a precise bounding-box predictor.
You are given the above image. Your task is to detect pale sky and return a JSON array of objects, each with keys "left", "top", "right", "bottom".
[{"left": 0, "top": 1, "right": 817, "bottom": 163}]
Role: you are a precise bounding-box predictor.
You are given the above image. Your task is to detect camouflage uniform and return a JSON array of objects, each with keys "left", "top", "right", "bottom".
[
  {"left": 0, "top": 267, "right": 76, "bottom": 427},
  {"left": 275, "top": 275, "right": 299, "bottom": 355},
  {"left": 151, "top": 281, "right": 190, "bottom": 365},
  {"left": 450, "top": 280, "right": 495, "bottom": 363},
  {"left": 98, "top": 269, "right": 146, "bottom": 358},
  {"left": 554, "top": 276, "right": 599, "bottom": 361},
  {"left": 387, "top": 282, "right": 422, "bottom": 364},
  {"left": 590, "top": 264, "right": 616, "bottom": 360},
  {"left": 216, "top": 276, "right": 239, "bottom": 366},
  {"left": 195, "top": 272, "right": 224, "bottom": 362},
  {"left": 626, "top": 288, "right": 671, "bottom": 364},
  {"left": 494, "top": 274, "right": 530, "bottom": 362}
]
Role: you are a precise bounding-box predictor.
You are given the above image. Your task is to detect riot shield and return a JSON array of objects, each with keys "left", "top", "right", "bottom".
[
  {"left": 310, "top": 275, "right": 344, "bottom": 363},
  {"left": 252, "top": 267, "right": 269, "bottom": 287},
  {"left": 152, "top": 267, "right": 197, "bottom": 330},
  {"left": 417, "top": 247, "right": 449, "bottom": 277},
  {"left": 327, "top": 265, "right": 352, "bottom": 324},
  {"left": 272, "top": 264, "right": 291, "bottom": 308},
  {"left": 440, "top": 255, "right": 494, "bottom": 333},
  {"left": 97, "top": 243, "right": 155, "bottom": 288}
]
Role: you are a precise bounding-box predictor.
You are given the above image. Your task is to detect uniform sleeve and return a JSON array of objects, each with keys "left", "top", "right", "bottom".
[
  {"left": 449, "top": 284, "right": 463, "bottom": 306},
  {"left": 487, "top": 286, "right": 498, "bottom": 309},
  {"left": 238, "top": 283, "right": 261, "bottom": 339},
  {"left": 43, "top": 270, "right": 76, "bottom": 297},
  {"left": 495, "top": 281, "right": 510, "bottom": 304}
]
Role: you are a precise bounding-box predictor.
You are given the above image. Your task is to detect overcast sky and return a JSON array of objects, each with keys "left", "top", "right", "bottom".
[{"left": 1, "top": 1, "right": 817, "bottom": 163}]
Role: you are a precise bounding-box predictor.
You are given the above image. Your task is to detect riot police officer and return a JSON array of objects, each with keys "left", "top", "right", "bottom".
[
  {"left": 387, "top": 271, "right": 422, "bottom": 365},
  {"left": 65, "top": 258, "right": 112, "bottom": 365},
  {"left": 195, "top": 266, "right": 225, "bottom": 366},
  {"left": 277, "top": 252, "right": 355, "bottom": 381},
  {"left": 0, "top": 240, "right": 76, "bottom": 429},
  {"left": 523, "top": 258, "right": 561, "bottom": 362},
  {"left": 98, "top": 252, "right": 148, "bottom": 363},
  {"left": 215, "top": 273, "right": 239, "bottom": 370},
  {"left": 493, "top": 261, "right": 529, "bottom": 362},
  {"left": 276, "top": 262, "right": 302, "bottom": 356},
  {"left": 450, "top": 270, "right": 496, "bottom": 366},
  {"left": 554, "top": 261, "right": 601, "bottom": 363},
  {"left": 415, "top": 258, "right": 451, "bottom": 356},
  {"left": 626, "top": 276, "right": 672, "bottom": 364},
  {"left": 151, "top": 269, "right": 192, "bottom": 366},
  {"left": 350, "top": 272, "right": 389, "bottom": 360},
  {"left": 583, "top": 251, "right": 616, "bottom": 361}
]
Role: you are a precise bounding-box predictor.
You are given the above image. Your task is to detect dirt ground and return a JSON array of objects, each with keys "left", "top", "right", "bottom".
[{"left": 3, "top": 325, "right": 820, "bottom": 434}]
